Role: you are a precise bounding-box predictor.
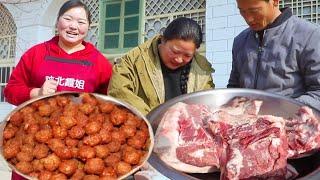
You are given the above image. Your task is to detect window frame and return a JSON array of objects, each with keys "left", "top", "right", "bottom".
[{"left": 98, "top": 0, "right": 145, "bottom": 54}]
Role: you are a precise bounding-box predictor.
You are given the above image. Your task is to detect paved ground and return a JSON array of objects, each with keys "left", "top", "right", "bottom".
[{"left": 0, "top": 156, "right": 11, "bottom": 179}]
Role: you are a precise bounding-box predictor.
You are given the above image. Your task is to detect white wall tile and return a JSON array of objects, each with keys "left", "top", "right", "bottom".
[
  {"left": 228, "top": 14, "right": 247, "bottom": 27},
  {"left": 213, "top": 4, "right": 236, "bottom": 17},
  {"left": 212, "top": 51, "right": 232, "bottom": 64},
  {"left": 212, "top": 28, "right": 235, "bottom": 40},
  {"left": 206, "top": 40, "right": 228, "bottom": 52}
]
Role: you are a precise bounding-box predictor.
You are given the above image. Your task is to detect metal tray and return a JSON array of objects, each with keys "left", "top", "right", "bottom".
[
  {"left": 146, "top": 88, "right": 320, "bottom": 180},
  {"left": 0, "top": 91, "right": 154, "bottom": 180}
]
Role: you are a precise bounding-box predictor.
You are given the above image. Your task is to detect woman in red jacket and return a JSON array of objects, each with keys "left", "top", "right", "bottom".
[
  {"left": 4, "top": 0, "right": 112, "bottom": 106},
  {"left": 4, "top": 0, "right": 112, "bottom": 179}
]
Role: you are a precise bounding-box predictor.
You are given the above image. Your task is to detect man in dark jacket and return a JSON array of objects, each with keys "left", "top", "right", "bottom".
[{"left": 228, "top": 0, "right": 320, "bottom": 111}]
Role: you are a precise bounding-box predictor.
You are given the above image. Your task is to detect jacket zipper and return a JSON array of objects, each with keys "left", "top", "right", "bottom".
[{"left": 253, "top": 31, "right": 264, "bottom": 89}]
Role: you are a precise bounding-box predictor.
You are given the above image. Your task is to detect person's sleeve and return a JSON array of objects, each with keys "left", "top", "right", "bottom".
[
  {"left": 4, "top": 52, "right": 34, "bottom": 106},
  {"left": 227, "top": 43, "right": 240, "bottom": 88},
  {"left": 203, "top": 72, "right": 215, "bottom": 90},
  {"left": 294, "top": 28, "right": 320, "bottom": 111},
  {"left": 107, "top": 55, "right": 151, "bottom": 115},
  {"left": 96, "top": 55, "right": 113, "bottom": 95}
]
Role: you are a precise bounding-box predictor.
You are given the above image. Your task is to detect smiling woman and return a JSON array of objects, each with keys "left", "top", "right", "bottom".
[
  {"left": 3, "top": 0, "right": 114, "bottom": 176},
  {"left": 3, "top": 1, "right": 113, "bottom": 180}
]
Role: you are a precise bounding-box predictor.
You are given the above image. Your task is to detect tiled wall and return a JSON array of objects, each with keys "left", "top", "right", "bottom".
[{"left": 206, "top": 0, "right": 247, "bottom": 88}]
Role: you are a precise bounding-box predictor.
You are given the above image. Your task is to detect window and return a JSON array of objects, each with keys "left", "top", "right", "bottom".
[
  {"left": 280, "top": 0, "right": 320, "bottom": 24},
  {"left": 99, "top": 0, "right": 143, "bottom": 54}
]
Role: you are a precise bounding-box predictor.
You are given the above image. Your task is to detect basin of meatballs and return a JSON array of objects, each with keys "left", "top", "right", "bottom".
[{"left": 1, "top": 93, "right": 153, "bottom": 180}]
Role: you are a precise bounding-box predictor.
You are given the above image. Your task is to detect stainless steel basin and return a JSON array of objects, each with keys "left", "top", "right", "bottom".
[{"left": 147, "top": 88, "right": 320, "bottom": 180}]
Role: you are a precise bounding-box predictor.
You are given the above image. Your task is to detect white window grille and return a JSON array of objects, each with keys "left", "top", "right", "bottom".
[
  {"left": 82, "top": 0, "right": 100, "bottom": 47},
  {"left": 0, "top": 3, "right": 16, "bottom": 102},
  {"left": 280, "top": 0, "right": 320, "bottom": 24},
  {"left": 144, "top": 0, "right": 206, "bottom": 41}
]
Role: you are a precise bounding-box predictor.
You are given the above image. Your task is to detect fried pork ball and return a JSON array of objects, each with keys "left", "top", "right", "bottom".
[
  {"left": 83, "top": 134, "right": 102, "bottom": 146},
  {"left": 23, "top": 113, "right": 36, "bottom": 128},
  {"left": 35, "top": 129, "right": 53, "bottom": 143},
  {"left": 83, "top": 175, "right": 99, "bottom": 180},
  {"left": 33, "top": 143, "right": 49, "bottom": 159},
  {"left": 85, "top": 121, "right": 101, "bottom": 135},
  {"left": 95, "top": 145, "right": 110, "bottom": 159},
  {"left": 58, "top": 159, "right": 78, "bottom": 176},
  {"left": 38, "top": 170, "right": 53, "bottom": 180},
  {"left": 70, "top": 147, "right": 79, "bottom": 158},
  {"left": 111, "top": 130, "right": 126, "bottom": 144},
  {"left": 136, "top": 130, "right": 149, "bottom": 141},
  {"left": 127, "top": 137, "right": 145, "bottom": 150},
  {"left": 3, "top": 139, "right": 21, "bottom": 159},
  {"left": 84, "top": 158, "right": 105, "bottom": 175},
  {"left": 110, "top": 108, "right": 127, "bottom": 126},
  {"left": 26, "top": 123, "right": 40, "bottom": 134},
  {"left": 48, "top": 138, "right": 65, "bottom": 152},
  {"left": 76, "top": 112, "right": 89, "bottom": 127},
  {"left": 3, "top": 125, "right": 18, "bottom": 139},
  {"left": 139, "top": 121, "right": 149, "bottom": 132},
  {"left": 78, "top": 146, "right": 96, "bottom": 160},
  {"left": 99, "top": 101, "right": 115, "bottom": 113},
  {"left": 99, "top": 129, "right": 112, "bottom": 144},
  {"left": 31, "top": 99, "right": 46, "bottom": 109},
  {"left": 49, "top": 109, "right": 62, "bottom": 127},
  {"left": 79, "top": 103, "right": 95, "bottom": 115},
  {"left": 124, "top": 113, "right": 141, "bottom": 127},
  {"left": 122, "top": 149, "right": 141, "bottom": 165},
  {"left": 38, "top": 104, "right": 53, "bottom": 117},
  {"left": 20, "top": 144, "right": 34, "bottom": 154},
  {"left": 88, "top": 113, "right": 105, "bottom": 123},
  {"left": 104, "top": 153, "right": 121, "bottom": 167},
  {"left": 99, "top": 176, "right": 117, "bottom": 180},
  {"left": 70, "top": 169, "right": 85, "bottom": 180},
  {"left": 50, "top": 173, "right": 67, "bottom": 180},
  {"left": 106, "top": 141, "right": 121, "bottom": 153},
  {"left": 68, "top": 126, "right": 86, "bottom": 139},
  {"left": 32, "top": 159, "right": 44, "bottom": 172},
  {"left": 16, "top": 151, "right": 33, "bottom": 162},
  {"left": 23, "top": 134, "right": 36, "bottom": 146},
  {"left": 41, "top": 153, "right": 61, "bottom": 171},
  {"left": 48, "top": 97, "right": 59, "bottom": 109},
  {"left": 54, "top": 146, "right": 73, "bottom": 160},
  {"left": 65, "top": 136, "right": 79, "bottom": 147},
  {"left": 56, "top": 95, "right": 71, "bottom": 107},
  {"left": 20, "top": 106, "right": 35, "bottom": 115},
  {"left": 29, "top": 172, "right": 40, "bottom": 178},
  {"left": 101, "top": 166, "right": 117, "bottom": 178},
  {"left": 59, "top": 115, "right": 77, "bottom": 129},
  {"left": 52, "top": 126, "right": 68, "bottom": 139},
  {"left": 115, "top": 161, "right": 132, "bottom": 175},
  {"left": 120, "top": 125, "right": 136, "bottom": 138},
  {"left": 16, "top": 161, "right": 33, "bottom": 174},
  {"left": 102, "top": 120, "right": 113, "bottom": 132},
  {"left": 81, "top": 93, "right": 98, "bottom": 106},
  {"left": 9, "top": 111, "right": 23, "bottom": 126}
]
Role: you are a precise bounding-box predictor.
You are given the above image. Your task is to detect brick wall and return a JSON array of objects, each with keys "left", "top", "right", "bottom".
[{"left": 206, "top": 0, "right": 248, "bottom": 88}]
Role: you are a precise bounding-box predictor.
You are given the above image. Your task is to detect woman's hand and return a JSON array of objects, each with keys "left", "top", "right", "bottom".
[{"left": 30, "top": 79, "right": 58, "bottom": 98}]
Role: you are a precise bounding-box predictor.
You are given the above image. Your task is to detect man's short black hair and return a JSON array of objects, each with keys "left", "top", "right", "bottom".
[{"left": 163, "top": 17, "right": 203, "bottom": 48}]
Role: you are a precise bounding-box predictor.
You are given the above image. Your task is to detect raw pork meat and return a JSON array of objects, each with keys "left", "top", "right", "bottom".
[
  {"left": 218, "top": 115, "right": 288, "bottom": 179},
  {"left": 286, "top": 106, "right": 320, "bottom": 158},
  {"left": 153, "top": 102, "right": 220, "bottom": 173}
]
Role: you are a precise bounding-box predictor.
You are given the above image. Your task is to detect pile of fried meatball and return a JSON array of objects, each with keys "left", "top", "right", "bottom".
[{"left": 2, "top": 93, "right": 151, "bottom": 180}]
